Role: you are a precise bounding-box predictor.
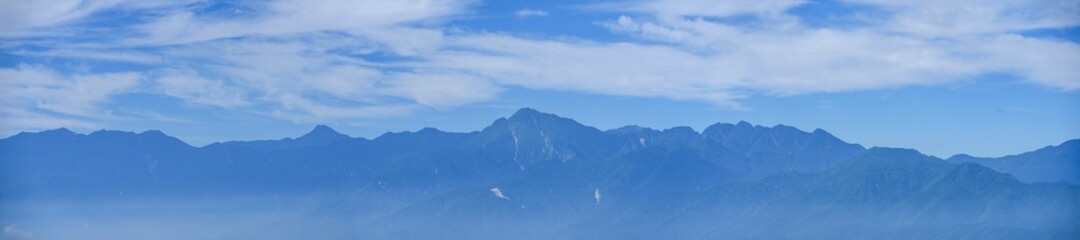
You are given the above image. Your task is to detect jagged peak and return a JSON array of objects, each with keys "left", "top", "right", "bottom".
[
  {"left": 702, "top": 120, "right": 767, "bottom": 137},
  {"left": 702, "top": 121, "right": 741, "bottom": 133},
  {"left": 662, "top": 126, "right": 699, "bottom": 135}
]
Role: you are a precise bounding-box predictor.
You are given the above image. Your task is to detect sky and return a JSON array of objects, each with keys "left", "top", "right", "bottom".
[{"left": 0, "top": 0, "right": 1078, "bottom": 157}]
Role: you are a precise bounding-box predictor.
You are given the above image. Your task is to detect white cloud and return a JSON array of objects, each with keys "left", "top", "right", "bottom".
[
  {"left": 515, "top": 9, "right": 548, "bottom": 18},
  {"left": 0, "top": 65, "right": 141, "bottom": 117},
  {"left": 843, "top": 0, "right": 1080, "bottom": 36},
  {"left": 155, "top": 70, "right": 250, "bottom": 108},
  {"left": 134, "top": 32, "right": 489, "bottom": 121},
  {"left": 1, "top": 0, "right": 1077, "bottom": 128},
  {"left": 3, "top": 224, "right": 33, "bottom": 238},
  {"left": 594, "top": 188, "right": 601, "bottom": 204},
  {"left": 129, "top": 0, "right": 473, "bottom": 45},
  {"left": 152, "top": 37, "right": 430, "bottom": 121},
  {"left": 580, "top": 0, "right": 1080, "bottom": 95},
  {"left": 490, "top": 187, "right": 510, "bottom": 200},
  {"left": 0, "top": 108, "right": 99, "bottom": 136},
  {"left": 358, "top": 27, "right": 446, "bottom": 56},
  {"left": 423, "top": 28, "right": 993, "bottom": 105},
  {"left": 625, "top": 0, "right": 805, "bottom": 18},
  {"left": 0, "top": 65, "right": 140, "bottom": 134},
  {"left": 98, "top": 0, "right": 477, "bottom": 122},
  {"left": 385, "top": 72, "right": 500, "bottom": 108},
  {"left": 0, "top": 0, "right": 113, "bottom": 36},
  {"left": 270, "top": 94, "right": 417, "bottom": 122},
  {"left": 975, "top": 35, "right": 1080, "bottom": 90},
  {"left": 427, "top": 34, "right": 746, "bottom": 106},
  {"left": 0, "top": 0, "right": 195, "bottom": 37},
  {"left": 14, "top": 48, "right": 164, "bottom": 64}
]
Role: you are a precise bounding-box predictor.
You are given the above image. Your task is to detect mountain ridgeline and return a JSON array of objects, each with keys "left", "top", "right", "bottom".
[{"left": 1, "top": 108, "right": 1077, "bottom": 240}]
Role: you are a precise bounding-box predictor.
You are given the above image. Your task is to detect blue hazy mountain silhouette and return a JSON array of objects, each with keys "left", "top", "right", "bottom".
[
  {"left": 0, "top": 108, "right": 1077, "bottom": 239},
  {"left": 947, "top": 139, "right": 1079, "bottom": 184},
  {"left": 214, "top": 124, "right": 351, "bottom": 151}
]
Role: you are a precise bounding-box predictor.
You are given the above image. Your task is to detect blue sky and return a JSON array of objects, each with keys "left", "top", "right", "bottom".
[{"left": 0, "top": 0, "right": 1078, "bottom": 157}]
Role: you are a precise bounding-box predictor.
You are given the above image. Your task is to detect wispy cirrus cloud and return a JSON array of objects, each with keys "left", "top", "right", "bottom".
[
  {"left": 424, "top": 34, "right": 748, "bottom": 107},
  {"left": 585, "top": 0, "right": 1080, "bottom": 93},
  {"left": 616, "top": 0, "right": 805, "bottom": 18},
  {"left": 154, "top": 69, "right": 249, "bottom": 108},
  {"left": 0, "top": 0, "right": 196, "bottom": 37},
  {"left": 0, "top": 0, "right": 1077, "bottom": 133},
  {"left": 0, "top": 64, "right": 141, "bottom": 134},
  {"left": 847, "top": 0, "right": 1080, "bottom": 36},
  {"left": 128, "top": 0, "right": 473, "bottom": 45}
]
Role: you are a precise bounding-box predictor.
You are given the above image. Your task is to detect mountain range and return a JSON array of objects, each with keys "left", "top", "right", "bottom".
[{"left": 1, "top": 108, "right": 1077, "bottom": 239}]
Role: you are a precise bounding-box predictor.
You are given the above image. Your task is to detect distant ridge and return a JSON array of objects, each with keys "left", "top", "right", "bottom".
[
  {"left": 1, "top": 108, "right": 1077, "bottom": 239},
  {"left": 4, "top": 108, "right": 1075, "bottom": 184},
  {"left": 948, "top": 139, "right": 1080, "bottom": 184},
  {"left": 211, "top": 124, "right": 351, "bottom": 152}
]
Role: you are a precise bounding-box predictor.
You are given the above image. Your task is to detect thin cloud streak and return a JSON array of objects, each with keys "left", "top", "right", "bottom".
[{"left": 0, "top": 0, "right": 1077, "bottom": 129}]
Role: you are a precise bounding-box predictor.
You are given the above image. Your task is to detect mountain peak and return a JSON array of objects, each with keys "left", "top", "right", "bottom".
[
  {"left": 299, "top": 125, "right": 348, "bottom": 141},
  {"left": 509, "top": 107, "right": 549, "bottom": 120},
  {"left": 947, "top": 153, "right": 978, "bottom": 161},
  {"left": 505, "top": 108, "right": 595, "bottom": 133},
  {"left": 810, "top": 128, "right": 844, "bottom": 141},
  {"left": 47, "top": 127, "right": 75, "bottom": 134},
  {"left": 139, "top": 130, "right": 168, "bottom": 137},
  {"left": 735, "top": 120, "right": 753, "bottom": 128}
]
